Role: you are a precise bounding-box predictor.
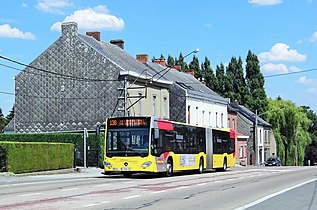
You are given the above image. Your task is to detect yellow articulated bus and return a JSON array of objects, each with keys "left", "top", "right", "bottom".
[{"left": 103, "top": 116, "right": 236, "bottom": 177}]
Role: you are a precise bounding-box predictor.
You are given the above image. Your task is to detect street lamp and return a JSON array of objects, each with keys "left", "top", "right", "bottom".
[{"left": 151, "top": 48, "right": 199, "bottom": 83}]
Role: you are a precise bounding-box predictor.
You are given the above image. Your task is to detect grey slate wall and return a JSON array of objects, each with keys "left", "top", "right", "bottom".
[
  {"left": 14, "top": 22, "right": 124, "bottom": 132},
  {"left": 169, "top": 84, "right": 186, "bottom": 123}
]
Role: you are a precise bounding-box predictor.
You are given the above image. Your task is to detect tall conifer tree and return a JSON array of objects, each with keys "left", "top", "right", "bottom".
[{"left": 245, "top": 50, "right": 267, "bottom": 114}]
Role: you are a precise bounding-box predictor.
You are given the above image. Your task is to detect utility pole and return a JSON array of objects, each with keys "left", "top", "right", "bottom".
[{"left": 255, "top": 110, "right": 258, "bottom": 165}]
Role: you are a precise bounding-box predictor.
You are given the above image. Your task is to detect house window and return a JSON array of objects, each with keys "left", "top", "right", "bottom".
[
  {"left": 228, "top": 118, "right": 230, "bottom": 128},
  {"left": 215, "top": 112, "right": 218, "bottom": 127},
  {"left": 239, "top": 145, "right": 243, "bottom": 158},
  {"left": 196, "top": 107, "right": 199, "bottom": 125},
  {"left": 260, "top": 129, "right": 262, "bottom": 144},
  {"left": 138, "top": 93, "right": 142, "bottom": 115},
  {"left": 163, "top": 97, "right": 167, "bottom": 118},
  {"left": 232, "top": 119, "right": 235, "bottom": 130},
  {"left": 152, "top": 95, "right": 156, "bottom": 116},
  {"left": 221, "top": 113, "right": 224, "bottom": 127},
  {"left": 187, "top": 106, "right": 191, "bottom": 124},
  {"left": 202, "top": 110, "right": 205, "bottom": 125}
]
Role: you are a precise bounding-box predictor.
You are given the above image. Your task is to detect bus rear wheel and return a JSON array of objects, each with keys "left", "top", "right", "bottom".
[{"left": 165, "top": 159, "right": 173, "bottom": 177}]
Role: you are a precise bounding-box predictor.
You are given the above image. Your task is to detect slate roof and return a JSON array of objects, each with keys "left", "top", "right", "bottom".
[
  {"left": 77, "top": 34, "right": 171, "bottom": 85},
  {"left": 144, "top": 62, "right": 229, "bottom": 104},
  {"left": 229, "top": 102, "right": 271, "bottom": 128}
]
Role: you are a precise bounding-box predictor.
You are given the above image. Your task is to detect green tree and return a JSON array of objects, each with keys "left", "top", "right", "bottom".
[
  {"left": 167, "top": 55, "right": 175, "bottom": 67},
  {"left": 224, "top": 57, "right": 248, "bottom": 103},
  {"left": 188, "top": 55, "right": 200, "bottom": 76},
  {"left": 214, "top": 63, "right": 226, "bottom": 96},
  {"left": 301, "top": 106, "right": 317, "bottom": 141},
  {"left": 6, "top": 106, "right": 14, "bottom": 124},
  {"left": 245, "top": 50, "right": 267, "bottom": 114},
  {"left": 176, "top": 53, "right": 189, "bottom": 72},
  {"left": 0, "top": 108, "right": 6, "bottom": 132},
  {"left": 201, "top": 57, "right": 217, "bottom": 90},
  {"left": 266, "top": 97, "right": 311, "bottom": 166}
]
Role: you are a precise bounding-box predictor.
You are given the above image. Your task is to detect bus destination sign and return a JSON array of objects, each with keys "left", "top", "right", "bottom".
[{"left": 108, "top": 117, "right": 150, "bottom": 128}]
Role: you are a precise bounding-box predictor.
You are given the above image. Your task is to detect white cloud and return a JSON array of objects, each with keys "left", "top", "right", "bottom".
[
  {"left": 288, "top": 66, "right": 302, "bottom": 72},
  {"left": 296, "top": 76, "right": 317, "bottom": 86},
  {"left": 22, "top": 3, "right": 28, "bottom": 8},
  {"left": 0, "top": 24, "right": 36, "bottom": 40},
  {"left": 296, "top": 76, "right": 317, "bottom": 94},
  {"left": 248, "top": 0, "right": 282, "bottom": 6},
  {"left": 310, "top": 31, "right": 317, "bottom": 43},
  {"left": 258, "top": 43, "right": 307, "bottom": 62},
  {"left": 261, "top": 63, "right": 288, "bottom": 74},
  {"left": 36, "top": 0, "right": 73, "bottom": 14},
  {"left": 50, "top": 5, "right": 124, "bottom": 32}
]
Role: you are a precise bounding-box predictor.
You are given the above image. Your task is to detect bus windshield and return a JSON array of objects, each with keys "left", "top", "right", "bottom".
[{"left": 106, "top": 128, "right": 150, "bottom": 157}]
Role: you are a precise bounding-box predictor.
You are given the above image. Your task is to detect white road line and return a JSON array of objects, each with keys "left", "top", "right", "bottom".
[
  {"left": 94, "top": 183, "right": 109, "bottom": 187},
  {"left": 19, "top": 192, "right": 43, "bottom": 197},
  {"left": 123, "top": 195, "right": 141, "bottom": 199},
  {"left": 150, "top": 190, "right": 168, "bottom": 194},
  {"left": 82, "top": 201, "right": 110, "bottom": 208},
  {"left": 175, "top": 186, "right": 190, "bottom": 190},
  {"left": 197, "top": 183, "right": 207, "bottom": 186},
  {"left": 214, "top": 180, "right": 223, "bottom": 183},
  {"left": 60, "top": 187, "right": 79, "bottom": 191},
  {"left": 234, "top": 178, "right": 317, "bottom": 210}
]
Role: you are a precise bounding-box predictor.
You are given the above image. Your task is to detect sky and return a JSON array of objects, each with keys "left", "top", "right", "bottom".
[{"left": 0, "top": 0, "right": 317, "bottom": 116}]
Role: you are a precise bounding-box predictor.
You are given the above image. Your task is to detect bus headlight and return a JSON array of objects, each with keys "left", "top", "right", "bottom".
[
  {"left": 104, "top": 161, "right": 112, "bottom": 169},
  {"left": 141, "top": 161, "right": 152, "bottom": 169}
]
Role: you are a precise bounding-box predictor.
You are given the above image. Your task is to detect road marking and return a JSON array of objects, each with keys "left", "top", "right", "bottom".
[
  {"left": 19, "top": 192, "right": 43, "bottom": 197},
  {"left": 150, "top": 190, "right": 168, "bottom": 194},
  {"left": 60, "top": 187, "right": 79, "bottom": 191},
  {"left": 82, "top": 201, "right": 110, "bottom": 208},
  {"left": 197, "top": 183, "right": 207, "bottom": 186},
  {"left": 124, "top": 181, "right": 135, "bottom": 184},
  {"left": 175, "top": 186, "right": 190, "bottom": 190},
  {"left": 234, "top": 178, "right": 317, "bottom": 210},
  {"left": 123, "top": 195, "right": 141, "bottom": 199}
]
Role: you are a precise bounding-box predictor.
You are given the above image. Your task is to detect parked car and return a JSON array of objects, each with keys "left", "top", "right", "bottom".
[{"left": 264, "top": 157, "right": 281, "bottom": 166}]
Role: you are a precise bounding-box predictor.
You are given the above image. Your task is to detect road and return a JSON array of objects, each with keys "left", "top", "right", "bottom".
[{"left": 0, "top": 166, "right": 316, "bottom": 210}]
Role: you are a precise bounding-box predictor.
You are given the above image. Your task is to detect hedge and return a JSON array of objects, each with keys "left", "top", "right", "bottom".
[{"left": 0, "top": 141, "right": 74, "bottom": 174}]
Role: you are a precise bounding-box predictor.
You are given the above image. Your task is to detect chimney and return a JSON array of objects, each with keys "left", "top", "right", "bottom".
[
  {"left": 173, "top": 65, "right": 181, "bottom": 71},
  {"left": 153, "top": 58, "right": 166, "bottom": 67},
  {"left": 136, "top": 54, "right": 148, "bottom": 63},
  {"left": 200, "top": 78, "right": 206, "bottom": 85},
  {"left": 110, "top": 39, "right": 124, "bottom": 50},
  {"left": 61, "top": 22, "right": 78, "bottom": 36},
  {"left": 186, "top": 70, "right": 195, "bottom": 77},
  {"left": 86, "top": 32, "right": 100, "bottom": 41}
]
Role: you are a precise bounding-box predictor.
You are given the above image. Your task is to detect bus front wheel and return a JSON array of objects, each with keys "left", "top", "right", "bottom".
[
  {"left": 197, "top": 158, "right": 204, "bottom": 174},
  {"left": 165, "top": 159, "right": 173, "bottom": 177}
]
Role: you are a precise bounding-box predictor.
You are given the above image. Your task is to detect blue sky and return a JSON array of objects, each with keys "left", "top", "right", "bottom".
[{"left": 0, "top": 0, "right": 317, "bottom": 116}]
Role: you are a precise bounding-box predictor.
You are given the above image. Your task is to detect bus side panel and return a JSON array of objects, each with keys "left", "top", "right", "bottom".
[
  {"left": 227, "top": 153, "right": 235, "bottom": 167},
  {"left": 213, "top": 154, "right": 224, "bottom": 168},
  {"left": 172, "top": 152, "right": 205, "bottom": 171},
  {"left": 206, "top": 128, "right": 213, "bottom": 169}
]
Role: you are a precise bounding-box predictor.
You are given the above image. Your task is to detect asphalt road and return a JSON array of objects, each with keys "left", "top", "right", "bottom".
[{"left": 1, "top": 166, "right": 316, "bottom": 210}]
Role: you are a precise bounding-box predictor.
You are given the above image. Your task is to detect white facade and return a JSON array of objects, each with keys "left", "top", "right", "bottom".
[{"left": 186, "top": 98, "right": 228, "bottom": 128}]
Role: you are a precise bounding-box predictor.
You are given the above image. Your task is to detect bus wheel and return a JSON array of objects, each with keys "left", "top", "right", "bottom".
[
  {"left": 197, "top": 158, "right": 204, "bottom": 174},
  {"left": 123, "top": 172, "right": 132, "bottom": 178},
  {"left": 222, "top": 158, "right": 227, "bottom": 171},
  {"left": 165, "top": 159, "right": 173, "bottom": 177}
]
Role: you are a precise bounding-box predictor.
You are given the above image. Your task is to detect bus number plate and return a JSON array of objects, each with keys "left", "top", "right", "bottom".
[{"left": 121, "top": 168, "right": 131, "bottom": 171}]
